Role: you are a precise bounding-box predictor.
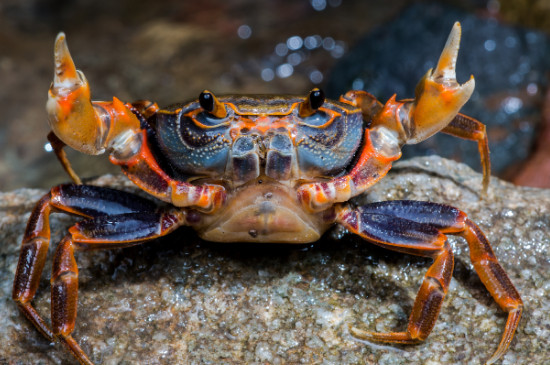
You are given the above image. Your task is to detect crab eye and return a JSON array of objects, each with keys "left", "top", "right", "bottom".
[
  {"left": 199, "top": 91, "right": 215, "bottom": 112},
  {"left": 299, "top": 88, "right": 325, "bottom": 118},
  {"left": 309, "top": 88, "right": 325, "bottom": 110},
  {"left": 198, "top": 90, "right": 227, "bottom": 119}
]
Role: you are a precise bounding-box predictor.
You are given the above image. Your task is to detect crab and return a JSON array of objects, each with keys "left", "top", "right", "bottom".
[{"left": 12, "top": 23, "right": 522, "bottom": 365}]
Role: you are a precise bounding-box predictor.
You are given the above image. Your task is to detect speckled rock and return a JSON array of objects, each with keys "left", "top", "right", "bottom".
[{"left": 1, "top": 156, "right": 549, "bottom": 364}]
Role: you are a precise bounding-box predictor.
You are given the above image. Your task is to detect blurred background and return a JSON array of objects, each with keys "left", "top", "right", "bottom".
[{"left": 0, "top": 0, "right": 549, "bottom": 191}]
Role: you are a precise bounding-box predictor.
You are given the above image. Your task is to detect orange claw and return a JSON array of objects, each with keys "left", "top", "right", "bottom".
[
  {"left": 370, "top": 22, "right": 475, "bottom": 146},
  {"left": 46, "top": 33, "right": 141, "bottom": 160}
]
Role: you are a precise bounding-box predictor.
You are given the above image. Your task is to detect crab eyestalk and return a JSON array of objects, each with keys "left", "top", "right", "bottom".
[
  {"left": 46, "top": 33, "right": 141, "bottom": 159},
  {"left": 373, "top": 22, "right": 475, "bottom": 146},
  {"left": 299, "top": 88, "right": 325, "bottom": 118}
]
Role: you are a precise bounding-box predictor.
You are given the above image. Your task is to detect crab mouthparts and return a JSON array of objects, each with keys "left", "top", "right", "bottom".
[{"left": 197, "top": 181, "right": 330, "bottom": 243}]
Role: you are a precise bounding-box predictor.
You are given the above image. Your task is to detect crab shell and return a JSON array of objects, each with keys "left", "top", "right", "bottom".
[{"left": 148, "top": 95, "right": 363, "bottom": 243}]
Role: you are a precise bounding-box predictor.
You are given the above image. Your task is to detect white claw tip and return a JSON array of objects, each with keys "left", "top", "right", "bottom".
[
  {"left": 432, "top": 22, "right": 462, "bottom": 81},
  {"left": 52, "top": 31, "right": 79, "bottom": 85}
]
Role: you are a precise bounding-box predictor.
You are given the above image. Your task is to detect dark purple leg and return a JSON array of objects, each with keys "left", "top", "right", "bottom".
[
  {"left": 336, "top": 200, "right": 522, "bottom": 364},
  {"left": 12, "top": 184, "right": 184, "bottom": 365}
]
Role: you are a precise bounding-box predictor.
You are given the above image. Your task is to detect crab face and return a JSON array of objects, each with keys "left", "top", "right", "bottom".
[
  {"left": 150, "top": 90, "right": 363, "bottom": 243},
  {"left": 154, "top": 92, "right": 364, "bottom": 184}
]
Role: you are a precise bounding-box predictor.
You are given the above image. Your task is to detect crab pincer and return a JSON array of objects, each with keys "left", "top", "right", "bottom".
[
  {"left": 403, "top": 22, "right": 475, "bottom": 143},
  {"left": 339, "top": 22, "right": 490, "bottom": 195},
  {"left": 47, "top": 32, "right": 142, "bottom": 159}
]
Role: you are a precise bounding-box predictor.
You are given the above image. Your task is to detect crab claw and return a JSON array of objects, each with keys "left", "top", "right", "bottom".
[
  {"left": 47, "top": 33, "right": 141, "bottom": 159},
  {"left": 403, "top": 22, "right": 475, "bottom": 144},
  {"left": 47, "top": 33, "right": 103, "bottom": 155},
  {"left": 370, "top": 22, "right": 475, "bottom": 146},
  {"left": 431, "top": 21, "right": 462, "bottom": 84}
]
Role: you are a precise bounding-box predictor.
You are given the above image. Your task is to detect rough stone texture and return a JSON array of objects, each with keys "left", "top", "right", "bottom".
[{"left": 1, "top": 156, "right": 549, "bottom": 364}]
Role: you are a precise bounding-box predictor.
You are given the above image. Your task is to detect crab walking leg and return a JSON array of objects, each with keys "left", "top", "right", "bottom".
[
  {"left": 442, "top": 113, "right": 491, "bottom": 193},
  {"left": 51, "top": 210, "right": 186, "bottom": 365},
  {"left": 336, "top": 200, "right": 522, "bottom": 365},
  {"left": 109, "top": 129, "right": 226, "bottom": 212},
  {"left": 459, "top": 219, "right": 523, "bottom": 365},
  {"left": 47, "top": 132, "right": 83, "bottom": 184},
  {"left": 12, "top": 185, "right": 160, "bottom": 350}
]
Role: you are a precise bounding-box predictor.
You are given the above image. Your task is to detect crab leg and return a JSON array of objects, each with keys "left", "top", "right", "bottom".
[
  {"left": 47, "top": 33, "right": 142, "bottom": 159},
  {"left": 51, "top": 210, "right": 186, "bottom": 365},
  {"left": 109, "top": 129, "right": 226, "bottom": 212},
  {"left": 344, "top": 22, "right": 475, "bottom": 147},
  {"left": 12, "top": 185, "right": 156, "bottom": 340},
  {"left": 47, "top": 132, "right": 83, "bottom": 184},
  {"left": 336, "top": 200, "right": 522, "bottom": 365},
  {"left": 342, "top": 87, "right": 490, "bottom": 193},
  {"left": 442, "top": 113, "right": 491, "bottom": 192},
  {"left": 12, "top": 184, "right": 187, "bottom": 365},
  {"left": 12, "top": 185, "right": 158, "bottom": 338}
]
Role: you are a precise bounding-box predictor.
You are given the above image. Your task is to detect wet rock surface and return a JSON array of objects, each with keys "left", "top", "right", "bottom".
[
  {"left": 326, "top": 3, "right": 550, "bottom": 177},
  {"left": 1, "top": 156, "right": 548, "bottom": 364}
]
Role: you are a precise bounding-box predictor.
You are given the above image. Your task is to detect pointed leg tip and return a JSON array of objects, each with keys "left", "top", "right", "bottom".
[{"left": 349, "top": 325, "right": 368, "bottom": 339}]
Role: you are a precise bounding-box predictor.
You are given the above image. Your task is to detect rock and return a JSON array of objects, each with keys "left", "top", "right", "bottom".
[{"left": 1, "top": 156, "right": 548, "bottom": 364}]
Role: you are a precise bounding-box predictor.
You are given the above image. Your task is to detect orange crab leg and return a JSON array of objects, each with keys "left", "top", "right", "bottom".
[
  {"left": 109, "top": 129, "right": 226, "bottom": 212},
  {"left": 336, "top": 200, "right": 522, "bottom": 365},
  {"left": 12, "top": 193, "right": 56, "bottom": 341},
  {"left": 47, "top": 131, "right": 83, "bottom": 184},
  {"left": 442, "top": 113, "right": 491, "bottom": 193}
]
